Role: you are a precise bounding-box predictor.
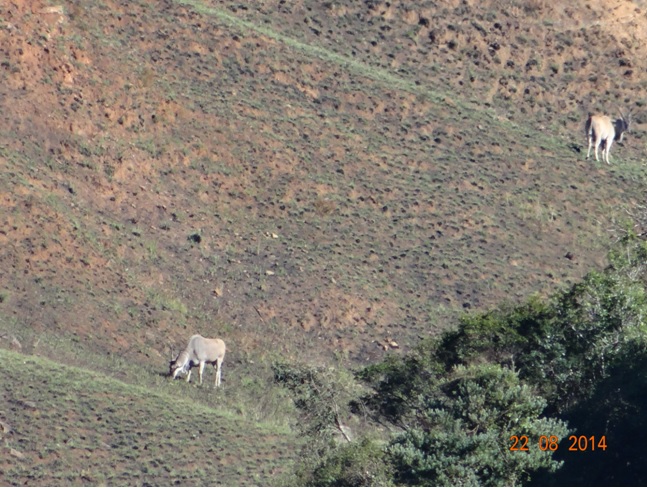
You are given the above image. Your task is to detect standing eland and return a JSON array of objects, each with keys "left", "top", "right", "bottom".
[
  {"left": 585, "top": 109, "right": 631, "bottom": 164},
  {"left": 169, "top": 334, "right": 226, "bottom": 387}
]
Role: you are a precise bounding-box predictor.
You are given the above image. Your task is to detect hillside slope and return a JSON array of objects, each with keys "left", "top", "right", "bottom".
[
  {"left": 2, "top": 0, "right": 647, "bottom": 485},
  {"left": 1, "top": 0, "right": 646, "bottom": 365},
  {"left": 0, "top": 348, "right": 295, "bottom": 486}
]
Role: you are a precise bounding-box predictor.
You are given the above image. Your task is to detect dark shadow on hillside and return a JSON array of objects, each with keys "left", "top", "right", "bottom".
[{"left": 531, "top": 346, "right": 647, "bottom": 487}]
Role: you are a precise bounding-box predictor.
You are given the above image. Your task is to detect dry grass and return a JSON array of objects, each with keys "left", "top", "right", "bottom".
[{"left": 1, "top": 0, "right": 647, "bottom": 483}]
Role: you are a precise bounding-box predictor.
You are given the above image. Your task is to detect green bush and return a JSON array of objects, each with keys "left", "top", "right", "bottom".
[
  {"left": 539, "top": 347, "right": 647, "bottom": 487},
  {"left": 428, "top": 240, "right": 647, "bottom": 413},
  {"left": 273, "top": 361, "right": 364, "bottom": 439},
  {"left": 274, "top": 362, "right": 394, "bottom": 486},
  {"left": 291, "top": 233, "right": 647, "bottom": 486},
  {"left": 357, "top": 342, "right": 445, "bottom": 427},
  {"left": 387, "top": 364, "right": 569, "bottom": 486},
  {"left": 302, "top": 437, "right": 393, "bottom": 487}
]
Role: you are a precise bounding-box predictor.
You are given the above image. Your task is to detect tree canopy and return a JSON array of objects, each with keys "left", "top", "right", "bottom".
[{"left": 277, "top": 232, "right": 647, "bottom": 486}]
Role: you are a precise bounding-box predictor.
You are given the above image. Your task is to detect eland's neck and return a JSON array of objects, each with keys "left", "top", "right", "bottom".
[{"left": 176, "top": 350, "right": 191, "bottom": 370}]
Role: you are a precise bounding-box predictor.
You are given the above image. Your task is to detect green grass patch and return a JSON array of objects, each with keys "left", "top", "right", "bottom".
[{"left": 0, "top": 347, "right": 297, "bottom": 486}]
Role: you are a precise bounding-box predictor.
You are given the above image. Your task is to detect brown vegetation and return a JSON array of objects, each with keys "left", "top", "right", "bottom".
[{"left": 1, "top": 0, "right": 646, "bottom": 380}]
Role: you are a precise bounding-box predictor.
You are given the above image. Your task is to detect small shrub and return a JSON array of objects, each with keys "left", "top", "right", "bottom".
[{"left": 301, "top": 438, "right": 392, "bottom": 487}]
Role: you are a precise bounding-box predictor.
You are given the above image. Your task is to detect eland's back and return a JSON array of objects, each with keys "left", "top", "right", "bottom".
[{"left": 188, "top": 334, "right": 226, "bottom": 362}]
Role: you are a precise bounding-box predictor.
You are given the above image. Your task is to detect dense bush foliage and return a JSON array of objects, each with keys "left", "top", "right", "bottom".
[
  {"left": 273, "top": 361, "right": 363, "bottom": 441},
  {"left": 387, "top": 364, "right": 568, "bottom": 486},
  {"left": 302, "top": 437, "right": 393, "bottom": 487},
  {"left": 277, "top": 234, "right": 647, "bottom": 486},
  {"left": 535, "top": 348, "right": 647, "bottom": 487},
  {"left": 272, "top": 362, "right": 391, "bottom": 486}
]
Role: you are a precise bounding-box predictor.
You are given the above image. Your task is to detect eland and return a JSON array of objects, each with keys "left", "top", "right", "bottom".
[
  {"left": 585, "top": 109, "right": 632, "bottom": 164},
  {"left": 169, "top": 334, "right": 226, "bottom": 387}
]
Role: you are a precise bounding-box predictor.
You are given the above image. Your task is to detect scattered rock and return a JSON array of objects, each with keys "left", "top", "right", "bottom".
[
  {"left": 10, "top": 448, "right": 25, "bottom": 460},
  {"left": 379, "top": 338, "right": 400, "bottom": 350},
  {"left": 40, "top": 5, "right": 65, "bottom": 15},
  {"left": 0, "top": 419, "right": 12, "bottom": 434}
]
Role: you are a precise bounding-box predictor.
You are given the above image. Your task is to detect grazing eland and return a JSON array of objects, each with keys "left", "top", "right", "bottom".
[
  {"left": 585, "top": 109, "right": 631, "bottom": 164},
  {"left": 169, "top": 334, "right": 226, "bottom": 387}
]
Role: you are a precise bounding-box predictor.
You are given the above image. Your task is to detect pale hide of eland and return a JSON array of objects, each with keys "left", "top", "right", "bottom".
[
  {"left": 169, "top": 334, "right": 226, "bottom": 387},
  {"left": 585, "top": 109, "right": 631, "bottom": 164}
]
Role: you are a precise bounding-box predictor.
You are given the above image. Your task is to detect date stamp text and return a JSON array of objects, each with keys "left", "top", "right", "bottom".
[{"left": 509, "top": 435, "right": 607, "bottom": 452}]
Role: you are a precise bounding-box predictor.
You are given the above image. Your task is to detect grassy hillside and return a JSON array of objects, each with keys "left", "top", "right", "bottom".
[
  {"left": 1, "top": 0, "right": 647, "bottom": 484},
  {"left": 0, "top": 347, "right": 296, "bottom": 486},
  {"left": 2, "top": 0, "right": 645, "bottom": 365}
]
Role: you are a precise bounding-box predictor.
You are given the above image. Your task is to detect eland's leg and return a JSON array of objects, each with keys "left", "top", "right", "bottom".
[
  {"left": 605, "top": 139, "right": 613, "bottom": 165},
  {"left": 215, "top": 357, "right": 223, "bottom": 387},
  {"left": 185, "top": 369, "right": 192, "bottom": 382},
  {"left": 594, "top": 139, "right": 602, "bottom": 162},
  {"left": 587, "top": 136, "right": 593, "bottom": 160},
  {"left": 198, "top": 361, "right": 205, "bottom": 385}
]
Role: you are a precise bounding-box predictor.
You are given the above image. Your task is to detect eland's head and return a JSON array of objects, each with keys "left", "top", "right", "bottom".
[
  {"left": 169, "top": 351, "right": 190, "bottom": 378},
  {"left": 614, "top": 108, "right": 632, "bottom": 143},
  {"left": 168, "top": 358, "right": 178, "bottom": 378}
]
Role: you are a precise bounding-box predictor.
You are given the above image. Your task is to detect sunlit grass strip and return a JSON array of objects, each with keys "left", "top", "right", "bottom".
[
  {"left": 0, "top": 347, "right": 287, "bottom": 433},
  {"left": 173, "top": 0, "right": 579, "bottom": 150},
  {"left": 175, "top": 0, "right": 441, "bottom": 101}
]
